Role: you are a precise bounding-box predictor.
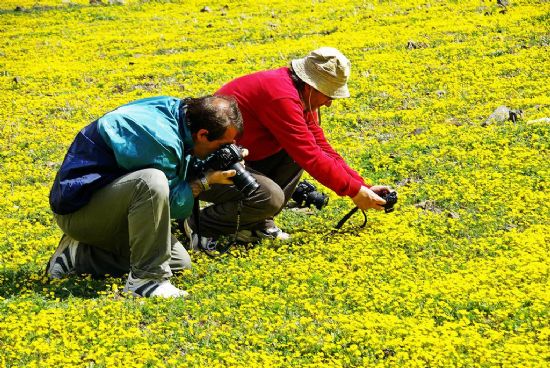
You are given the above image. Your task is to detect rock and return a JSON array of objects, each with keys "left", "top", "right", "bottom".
[
  {"left": 406, "top": 40, "right": 428, "bottom": 49},
  {"left": 482, "top": 105, "right": 522, "bottom": 126},
  {"left": 527, "top": 117, "right": 550, "bottom": 125},
  {"left": 112, "top": 84, "right": 124, "bottom": 93},
  {"left": 409, "top": 127, "right": 425, "bottom": 136},
  {"left": 508, "top": 109, "right": 522, "bottom": 123},
  {"left": 414, "top": 200, "right": 443, "bottom": 214},
  {"left": 497, "top": 0, "right": 509, "bottom": 7},
  {"left": 376, "top": 133, "right": 394, "bottom": 142},
  {"left": 445, "top": 117, "right": 464, "bottom": 126},
  {"left": 447, "top": 211, "right": 460, "bottom": 219},
  {"left": 200, "top": 6, "right": 211, "bottom": 12},
  {"left": 397, "top": 178, "right": 414, "bottom": 186}
]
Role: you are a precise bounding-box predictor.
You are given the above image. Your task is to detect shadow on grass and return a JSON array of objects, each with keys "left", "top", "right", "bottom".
[{"left": 0, "top": 265, "right": 115, "bottom": 300}]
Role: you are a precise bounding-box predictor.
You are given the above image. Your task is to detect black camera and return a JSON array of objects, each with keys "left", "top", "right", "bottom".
[
  {"left": 381, "top": 191, "right": 398, "bottom": 213},
  {"left": 292, "top": 180, "right": 329, "bottom": 210},
  {"left": 193, "top": 144, "right": 259, "bottom": 197}
]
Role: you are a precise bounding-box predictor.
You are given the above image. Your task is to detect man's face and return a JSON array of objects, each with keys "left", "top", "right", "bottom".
[
  {"left": 303, "top": 85, "right": 333, "bottom": 112},
  {"left": 192, "top": 125, "right": 238, "bottom": 159}
]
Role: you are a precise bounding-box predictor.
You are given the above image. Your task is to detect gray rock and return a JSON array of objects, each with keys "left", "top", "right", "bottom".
[
  {"left": 527, "top": 117, "right": 550, "bottom": 124},
  {"left": 414, "top": 200, "right": 443, "bottom": 214},
  {"left": 409, "top": 127, "right": 425, "bottom": 136},
  {"left": 482, "top": 105, "right": 522, "bottom": 126},
  {"left": 406, "top": 41, "right": 428, "bottom": 49}
]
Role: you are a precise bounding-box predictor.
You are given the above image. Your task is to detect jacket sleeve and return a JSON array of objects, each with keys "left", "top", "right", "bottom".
[
  {"left": 307, "top": 114, "right": 368, "bottom": 188},
  {"left": 257, "top": 98, "right": 364, "bottom": 197}
]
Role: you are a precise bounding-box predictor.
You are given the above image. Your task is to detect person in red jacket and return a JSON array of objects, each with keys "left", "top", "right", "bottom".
[{"left": 186, "top": 47, "right": 394, "bottom": 245}]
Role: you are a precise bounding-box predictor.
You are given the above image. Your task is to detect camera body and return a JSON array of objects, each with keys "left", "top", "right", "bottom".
[
  {"left": 292, "top": 180, "right": 329, "bottom": 210},
  {"left": 193, "top": 144, "right": 259, "bottom": 197},
  {"left": 381, "top": 191, "right": 398, "bottom": 213}
]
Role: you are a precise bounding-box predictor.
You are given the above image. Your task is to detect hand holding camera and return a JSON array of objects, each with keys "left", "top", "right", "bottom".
[
  {"left": 192, "top": 144, "right": 259, "bottom": 197},
  {"left": 352, "top": 185, "right": 397, "bottom": 212}
]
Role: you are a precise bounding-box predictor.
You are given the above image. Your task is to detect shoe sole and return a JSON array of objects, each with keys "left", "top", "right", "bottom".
[{"left": 122, "top": 287, "right": 189, "bottom": 299}]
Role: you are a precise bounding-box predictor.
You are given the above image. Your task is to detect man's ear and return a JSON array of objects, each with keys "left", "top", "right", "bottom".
[{"left": 195, "top": 128, "right": 210, "bottom": 142}]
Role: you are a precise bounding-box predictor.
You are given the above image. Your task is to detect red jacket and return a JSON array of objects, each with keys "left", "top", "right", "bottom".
[{"left": 216, "top": 67, "right": 366, "bottom": 197}]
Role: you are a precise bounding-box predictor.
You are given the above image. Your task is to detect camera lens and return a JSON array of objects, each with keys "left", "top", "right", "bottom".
[
  {"left": 292, "top": 180, "right": 328, "bottom": 210},
  {"left": 305, "top": 191, "right": 329, "bottom": 210},
  {"left": 230, "top": 162, "right": 259, "bottom": 197}
]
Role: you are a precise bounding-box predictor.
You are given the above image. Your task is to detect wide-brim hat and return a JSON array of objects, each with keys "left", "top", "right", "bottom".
[{"left": 291, "top": 47, "right": 351, "bottom": 99}]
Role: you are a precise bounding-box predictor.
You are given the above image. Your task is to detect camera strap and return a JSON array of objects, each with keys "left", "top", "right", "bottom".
[{"left": 334, "top": 206, "right": 367, "bottom": 230}]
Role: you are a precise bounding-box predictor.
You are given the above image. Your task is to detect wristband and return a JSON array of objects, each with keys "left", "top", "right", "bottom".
[{"left": 199, "top": 175, "right": 210, "bottom": 191}]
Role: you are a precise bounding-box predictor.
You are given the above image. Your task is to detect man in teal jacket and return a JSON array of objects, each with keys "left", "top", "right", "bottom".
[{"left": 47, "top": 95, "right": 242, "bottom": 298}]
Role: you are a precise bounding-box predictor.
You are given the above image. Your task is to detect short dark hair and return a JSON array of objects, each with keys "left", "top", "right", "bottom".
[{"left": 183, "top": 95, "right": 243, "bottom": 141}]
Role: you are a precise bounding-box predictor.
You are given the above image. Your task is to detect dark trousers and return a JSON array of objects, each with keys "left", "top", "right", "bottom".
[{"left": 192, "top": 149, "right": 303, "bottom": 237}]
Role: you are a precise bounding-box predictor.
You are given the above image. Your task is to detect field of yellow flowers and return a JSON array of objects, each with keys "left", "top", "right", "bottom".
[{"left": 1, "top": 0, "right": 549, "bottom": 366}]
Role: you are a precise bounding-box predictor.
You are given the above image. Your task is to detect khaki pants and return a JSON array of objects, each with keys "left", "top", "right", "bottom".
[
  {"left": 54, "top": 169, "right": 191, "bottom": 279},
  {"left": 191, "top": 150, "right": 303, "bottom": 237}
]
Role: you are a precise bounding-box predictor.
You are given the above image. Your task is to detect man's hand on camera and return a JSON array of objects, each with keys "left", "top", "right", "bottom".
[
  {"left": 207, "top": 170, "right": 236, "bottom": 185},
  {"left": 369, "top": 185, "right": 394, "bottom": 198},
  {"left": 240, "top": 148, "right": 249, "bottom": 166},
  {"left": 351, "top": 185, "right": 387, "bottom": 211},
  {"left": 191, "top": 170, "right": 236, "bottom": 197}
]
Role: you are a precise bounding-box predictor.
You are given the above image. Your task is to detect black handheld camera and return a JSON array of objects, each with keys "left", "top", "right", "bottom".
[
  {"left": 381, "top": 191, "right": 398, "bottom": 213},
  {"left": 193, "top": 144, "right": 259, "bottom": 197},
  {"left": 292, "top": 180, "right": 329, "bottom": 210}
]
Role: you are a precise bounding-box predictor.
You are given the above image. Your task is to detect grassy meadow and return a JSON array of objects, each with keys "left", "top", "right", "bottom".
[{"left": 0, "top": 0, "right": 549, "bottom": 366}]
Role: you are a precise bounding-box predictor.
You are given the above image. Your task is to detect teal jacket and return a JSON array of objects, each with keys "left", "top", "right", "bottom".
[{"left": 50, "top": 96, "right": 196, "bottom": 219}]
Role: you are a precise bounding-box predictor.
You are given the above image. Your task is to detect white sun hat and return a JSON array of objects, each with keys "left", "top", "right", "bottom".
[{"left": 291, "top": 47, "right": 351, "bottom": 99}]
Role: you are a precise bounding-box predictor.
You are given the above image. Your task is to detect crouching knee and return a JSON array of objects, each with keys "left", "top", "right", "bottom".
[
  {"left": 137, "top": 168, "right": 170, "bottom": 199},
  {"left": 170, "top": 239, "right": 192, "bottom": 273},
  {"left": 253, "top": 182, "right": 285, "bottom": 217}
]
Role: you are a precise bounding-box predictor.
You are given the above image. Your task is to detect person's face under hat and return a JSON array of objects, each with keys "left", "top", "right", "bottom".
[{"left": 302, "top": 84, "right": 333, "bottom": 112}]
